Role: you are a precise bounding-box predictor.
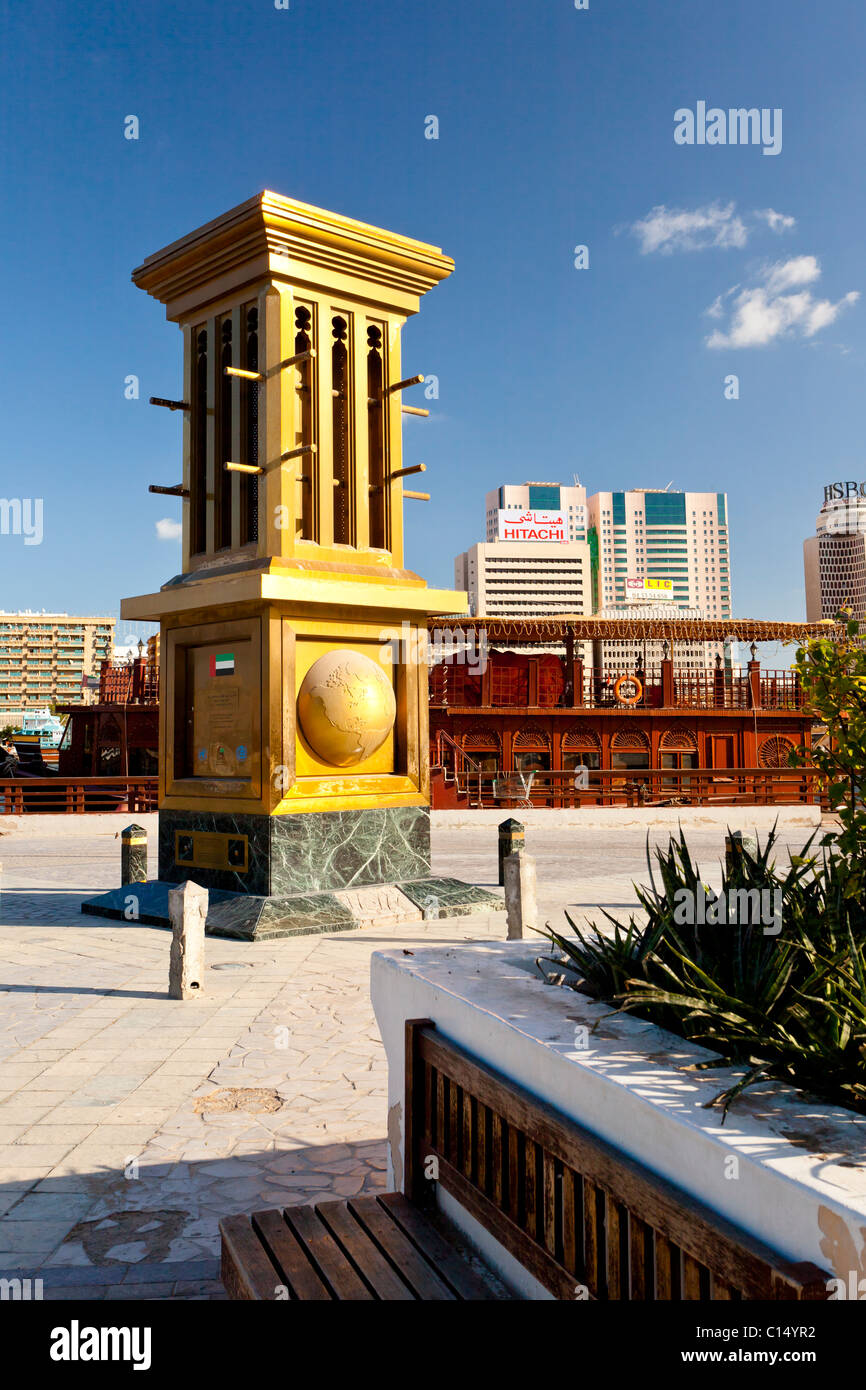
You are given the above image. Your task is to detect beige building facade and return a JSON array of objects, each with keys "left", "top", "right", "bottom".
[
  {"left": 0, "top": 612, "right": 114, "bottom": 716},
  {"left": 454, "top": 540, "right": 592, "bottom": 621}
]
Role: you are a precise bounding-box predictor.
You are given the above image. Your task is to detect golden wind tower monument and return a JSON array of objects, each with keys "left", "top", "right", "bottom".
[{"left": 90, "top": 191, "right": 498, "bottom": 938}]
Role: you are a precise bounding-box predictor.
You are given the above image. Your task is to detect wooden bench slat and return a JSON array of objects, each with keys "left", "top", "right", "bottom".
[
  {"left": 629, "top": 1212, "right": 649, "bottom": 1301},
  {"left": 584, "top": 1178, "right": 600, "bottom": 1298},
  {"left": 315, "top": 1200, "right": 417, "bottom": 1301},
  {"left": 377, "top": 1192, "right": 504, "bottom": 1300},
  {"left": 683, "top": 1251, "right": 703, "bottom": 1300},
  {"left": 656, "top": 1233, "right": 674, "bottom": 1300},
  {"left": 283, "top": 1204, "right": 374, "bottom": 1300},
  {"left": 251, "top": 1209, "right": 333, "bottom": 1301},
  {"left": 607, "top": 1195, "right": 624, "bottom": 1300},
  {"left": 347, "top": 1196, "right": 457, "bottom": 1300},
  {"left": 220, "top": 1213, "right": 284, "bottom": 1301},
  {"left": 561, "top": 1167, "right": 578, "bottom": 1277}
]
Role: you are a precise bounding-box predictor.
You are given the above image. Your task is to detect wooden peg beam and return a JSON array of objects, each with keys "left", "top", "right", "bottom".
[
  {"left": 386, "top": 464, "right": 426, "bottom": 482},
  {"left": 149, "top": 484, "right": 189, "bottom": 497},
  {"left": 402, "top": 405, "right": 429, "bottom": 417},
  {"left": 224, "top": 366, "right": 263, "bottom": 382},
  {"left": 149, "top": 397, "right": 190, "bottom": 412},
  {"left": 280, "top": 444, "right": 317, "bottom": 461},
  {"left": 385, "top": 374, "right": 425, "bottom": 394},
  {"left": 403, "top": 491, "right": 430, "bottom": 501},
  {"left": 276, "top": 348, "right": 317, "bottom": 370},
  {"left": 224, "top": 461, "right": 264, "bottom": 475}
]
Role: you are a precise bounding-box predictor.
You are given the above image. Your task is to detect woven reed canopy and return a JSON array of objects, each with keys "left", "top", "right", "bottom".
[{"left": 427, "top": 615, "right": 845, "bottom": 644}]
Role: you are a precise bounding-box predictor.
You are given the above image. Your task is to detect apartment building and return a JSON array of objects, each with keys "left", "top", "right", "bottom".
[
  {"left": 0, "top": 612, "right": 115, "bottom": 718},
  {"left": 587, "top": 489, "right": 732, "bottom": 617}
]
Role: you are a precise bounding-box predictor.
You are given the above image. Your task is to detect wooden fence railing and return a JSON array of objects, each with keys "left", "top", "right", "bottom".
[
  {"left": 0, "top": 777, "right": 158, "bottom": 814},
  {"left": 433, "top": 765, "right": 826, "bottom": 810}
]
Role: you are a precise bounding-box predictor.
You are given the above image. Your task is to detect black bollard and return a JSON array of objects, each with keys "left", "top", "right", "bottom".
[
  {"left": 121, "top": 823, "right": 148, "bottom": 885},
  {"left": 498, "top": 817, "right": 525, "bottom": 887}
]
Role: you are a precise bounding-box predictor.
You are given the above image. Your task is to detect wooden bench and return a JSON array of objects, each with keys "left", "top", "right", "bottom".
[
  {"left": 220, "top": 1192, "right": 508, "bottom": 1300},
  {"left": 220, "top": 1019, "right": 831, "bottom": 1301}
]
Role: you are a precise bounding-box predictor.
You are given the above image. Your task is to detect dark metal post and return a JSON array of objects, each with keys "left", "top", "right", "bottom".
[
  {"left": 725, "top": 830, "right": 757, "bottom": 877},
  {"left": 498, "top": 817, "right": 524, "bottom": 886},
  {"left": 121, "top": 823, "right": 148, "bottom": 884}
]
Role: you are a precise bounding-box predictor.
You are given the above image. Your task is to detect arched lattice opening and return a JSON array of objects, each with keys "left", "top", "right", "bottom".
[
  {"left": 462, "top": 725, "right": 501, "bottom": 772},
  {"left": 610, "top": 726, "right": 649, "bottom": 771},
  {"left": 512, "top": 725, "right": 551, "bottom": 774},
  {"left": 561, "top": 724, "right": 600, "bottom": 772},
  {"left": 660, "top": 728, "right": 698, "bottom": 787}
]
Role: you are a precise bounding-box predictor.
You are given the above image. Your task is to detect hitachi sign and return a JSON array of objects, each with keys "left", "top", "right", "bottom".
[
  {"left": 497, "top": 509, "right": 566, "bottom": 542},
  {"left": 824, "top": 481, "right": 866, "bottom": 502}
]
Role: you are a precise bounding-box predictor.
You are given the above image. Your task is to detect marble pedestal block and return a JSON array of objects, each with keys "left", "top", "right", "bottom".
[
  {"left": 81, "top": 875, "right": 502, "bottom": 941},
  {"left": 157, "top": 805, "right": 431, "bottom": 897}
]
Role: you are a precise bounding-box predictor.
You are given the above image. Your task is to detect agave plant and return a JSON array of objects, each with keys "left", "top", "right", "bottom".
[{"left": 537, "top": 827, "right": 866, "bottom": 1118}]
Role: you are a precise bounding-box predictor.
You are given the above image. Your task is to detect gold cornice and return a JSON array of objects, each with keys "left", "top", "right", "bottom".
[
  {"left": 132, "top": 190, "right": 454, "bottom": 320},
  {"left": 121, "top": 569, "right": 468, "bottom": 623}
]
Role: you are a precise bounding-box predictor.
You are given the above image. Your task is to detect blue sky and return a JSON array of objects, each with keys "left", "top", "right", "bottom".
[{"left": 1, "top": 0, "right": 864, "bottom": 633}]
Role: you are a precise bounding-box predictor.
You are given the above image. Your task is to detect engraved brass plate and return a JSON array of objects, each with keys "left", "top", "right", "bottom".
[{"left": 174, "top": 830, "right": 249, "bottom": 872}]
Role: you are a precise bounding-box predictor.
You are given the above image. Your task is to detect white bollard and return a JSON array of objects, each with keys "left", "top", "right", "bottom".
[
  {"left": 503, "top": 850, "right": 537, "bottom": 941},
  {"left": 168, "top": 880, "right": 208, "bottom": 1000}
]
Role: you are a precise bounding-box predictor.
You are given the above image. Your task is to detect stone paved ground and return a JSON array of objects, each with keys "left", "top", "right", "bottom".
[{"left": 0, "top": 812, "right": 827, "bottom": 1299}]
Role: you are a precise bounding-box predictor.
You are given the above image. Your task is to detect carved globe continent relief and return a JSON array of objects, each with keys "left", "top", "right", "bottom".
[{"left": 296, "top": 649, "right": 397, "bottom": 767}]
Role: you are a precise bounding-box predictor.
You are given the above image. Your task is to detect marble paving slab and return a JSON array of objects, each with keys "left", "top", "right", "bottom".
[{"left": 398, "top": 877, "right": 502, "bottom": 919}]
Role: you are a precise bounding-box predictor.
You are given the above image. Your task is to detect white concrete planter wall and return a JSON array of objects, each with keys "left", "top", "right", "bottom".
[
  {"left": 372, "top": 941, "right": 866, "bottom": 1299},
  {"left": 433, "top": 806, "right": 821, "bottom": 831}
]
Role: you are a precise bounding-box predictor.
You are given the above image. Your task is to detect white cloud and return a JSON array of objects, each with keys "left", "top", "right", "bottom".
[
  {"left": 754, "top": 208, "right": 797, "bottom": 233},
  {"left": 705, "top": 257, "right": 858, "bottom": 348},
  {"left": 629, "top": 201, "right": 797, "bottom": 254},
  {"left": 155, "top": 518, "right": 182, "bottom": 541},
  {"left": 630, "top": 201, "right": 747, "bottom": 254},
  {"left": 761, "top": 254, "right": 822, "bottom": 294}
]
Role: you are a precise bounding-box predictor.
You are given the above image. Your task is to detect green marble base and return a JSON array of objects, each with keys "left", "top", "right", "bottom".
[{"left": 158, "top": 805, "right": 430, "bottom": 896}]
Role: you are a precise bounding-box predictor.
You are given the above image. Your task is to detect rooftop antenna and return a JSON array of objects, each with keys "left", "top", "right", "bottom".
[
  {"left": 664, "top": 480, "right": 674, "bottom": 492},
  {"left": 573, "top": 473, "right": 581, "bottom": 488}
]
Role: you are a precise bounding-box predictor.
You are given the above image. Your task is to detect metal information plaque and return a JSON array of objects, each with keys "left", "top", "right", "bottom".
[{"left": 174, "top": 830, "right": 249, "bottom": 872}]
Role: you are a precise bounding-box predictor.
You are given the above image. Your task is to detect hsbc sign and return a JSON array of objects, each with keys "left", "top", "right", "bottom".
[
  {"left": 824, "top": 481, "right": 866, "bottom": 503},
  {"left": 497, "top": 509, "right": 566, "bottom": 542}
]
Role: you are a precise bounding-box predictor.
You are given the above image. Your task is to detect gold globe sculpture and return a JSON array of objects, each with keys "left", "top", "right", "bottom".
[{"left": 297, "top": 649, "right": 397, "bottom": 767}]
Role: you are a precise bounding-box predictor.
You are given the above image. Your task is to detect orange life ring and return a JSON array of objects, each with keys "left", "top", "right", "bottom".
[{"left": 614, "top": 674, "right": 643, "bottom": 706}]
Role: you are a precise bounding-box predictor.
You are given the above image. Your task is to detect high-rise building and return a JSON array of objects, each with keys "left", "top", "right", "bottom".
[
  {"left": 804, "top": 481, "right": 866, "bottom": 621},
  {"left": 484, "top": 481, "right": 588, "bottom": 543},
  {"left": 456, "top": 481, "right": 591, "bottom": 624},
  {"left": 586, "top": 489, "right": 732, "bottom": 617},
  {"left": 0, "top": 613, "right": 115, "bottom": 717}
]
